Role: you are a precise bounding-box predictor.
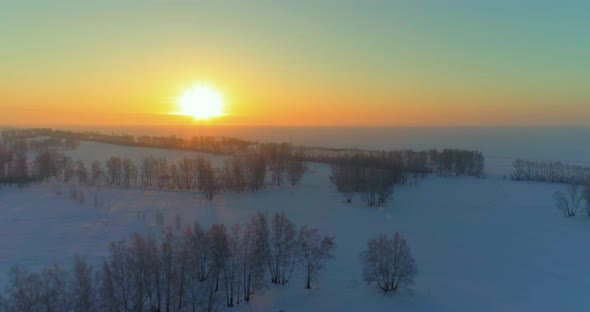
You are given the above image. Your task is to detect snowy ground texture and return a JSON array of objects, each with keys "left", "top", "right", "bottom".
[{"left": 1, "top": 141, "right": 588, "bottom": 311}]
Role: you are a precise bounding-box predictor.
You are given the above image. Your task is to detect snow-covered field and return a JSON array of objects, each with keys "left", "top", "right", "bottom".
[{"left": 1, "top": 141, "right": 588, "bottom": 311}]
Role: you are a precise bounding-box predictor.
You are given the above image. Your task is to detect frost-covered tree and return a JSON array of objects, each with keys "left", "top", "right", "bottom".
[
  {"left": 554, "top": 183, "right": 584, "bottom": 217},
  {"left": 105, "top": 156, "right": 122, "bottom": 185},
  {"left": 223, "top": 224, "right": 243, "bottom": 307},
  {"left": 266, "top": 212, "right": 298, "bottom": 284},
  {"left": 584, "top": 177, "right": 590, "bottom": 218},
  {"left": 330, "top": 162, "right": 360, "bottom": 203},
  {"left": 297, "top": 226, "right": 335, "bottom": 289},
  {"left": 106, "top": 240, "right": 133, "bottom": 312},
  {"left": 90, "top": 161, "right": 104, "bottom": 185},
  {"left": 209, "top": 224, "right": 230, "bottom": 293},
  {"left": 221, "top": 157, "right": 247, "bottom": 192},
  {"left": 121, "top": 158, "right": 137, "bottom": 188},
  {"left": 75, "top": 161, "right": 88, "bottom": 185},
  {"left": 39, "top": 264, "right": 70, "bottom": 311},
  {"left": 244, "top": 154, "right": 266, "bottom": 192},
  {"left": 197, "top": 158, "right": 220, "bottom": 200},
  {"left": 69, "top": 256, "right": 95, "bottom": 312},
  {"left": 2, "top": 265, "right": 43, "bottom": 312},
  {"left": 361, "top": 232, "right": 417, "bottom": 293},
  {"left": 241, "top": 213, "right": 269, "bottom": 301},
  {"left": 97, "top": 261, "right": 116, "bottom": 312},
  {"left": 286, "top": 159, "right": 307, "bottom": 186}
]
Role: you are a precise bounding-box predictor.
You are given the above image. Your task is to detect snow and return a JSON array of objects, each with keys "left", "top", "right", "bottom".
[
  {"left": 66, "top": 140, "right": 229, "bottom": 166},
  {"left": 0, "top": 140, "right": 588, "bottom": 311}
]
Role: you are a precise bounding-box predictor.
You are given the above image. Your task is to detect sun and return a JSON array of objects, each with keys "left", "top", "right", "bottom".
[{"left": 176, "top": 84, "right": 224, "bottom": 120}]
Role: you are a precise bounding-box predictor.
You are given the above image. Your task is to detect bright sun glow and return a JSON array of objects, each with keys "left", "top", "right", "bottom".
[{"left": 177, "top": 84, "right": 224, "bottom": 120}]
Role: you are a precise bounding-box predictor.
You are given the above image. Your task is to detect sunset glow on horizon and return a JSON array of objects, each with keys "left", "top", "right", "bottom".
[
  {"left": 176, "top": 84, "right": 224, "bottom": 121},
  {"left": 1, "top": 1, "right": 589, "bottom": 127}
]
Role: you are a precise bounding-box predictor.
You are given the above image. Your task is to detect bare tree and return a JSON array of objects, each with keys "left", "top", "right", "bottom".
[
  {"left": 107, "top": 240, "right": 133, "bottom": 312},
  {"left": 60, "top": 157, "right": 75, "bottom": 183},
  {"left": 169, "top": 163, "right": 180, "bottom": 190},
  {"left": 554, "top": 183, "right": 584, "bottom": 217},
  {"left": 209, "top": 224, "right": 230, "bottom": 293},
  {"left": 241, "top": 213, "right": 268, "bottom": 301},
  {"left": 140, "top": 157, "right": 157, "bottom": 188},
  {"left": 360, "top": 167, "right": 395, "bottom": 207},
  {"left": 39, "top": 264, "right": 70, "bottom": 311},
  {"left": 191, "top": 222, "right": 212, "bottom": 282},
  {"left": 286, "top": 159, "right": 307, "bottom": 186},
  {"left": 297, "top": 226, "right": 335, "bottom": 289},
  {"left": 182, "top": 228, "right": 206, "bottom": 312},
  {"left": 244, "top": 154, "right": 266, "bottom": 192},
  {"left": 97, "top": 261, "right": 116, "bottom": 312},
  {"left": 75, "top": 161, "right": 89, "bottom": 185},
  {"left": 584, "top": 177, "right": 590, "bottom": 218},
  {"left": 178, "top": 157, "right": 197, "bottom": 190},
  {"left": 197, "top": 158, "right": 219, "bottom": 200},
  {"left": 266, "top": 212, "right": 298, "bottom": 285},
  {"left": 222, "top": 157, "right": 247, "bottom": 192},
  {"left": 105, "top": 156, "right": 122, "bottom": 185},
  {"left": 130, "top": 232, "right": 161, "bottom": 312},
  {"left": 156, "top": 158, "right": 170, "bottom": 189},
  {"left": 90, "top": 161, "right": 104, "bottom": 185},
  {"left": 160, "top": 228, "right": 180, "bottom": 312},
  {"left": 361, "top": 232, "right": 417, "bottom": 293},
  {"left": 223, "top": 224, "right": 242, "bottom": 307},
  {"left": 2, "top": 265, "right": 43, "bottom": 312},
  {"left": 70, "top": 256, "right": 96, "bottom": 312},
  {"left": 121, "top": 158, "right": 137, "bottom": 188},
  {"left": 330, "top": 162, "right": 359, "bottom": 203}
]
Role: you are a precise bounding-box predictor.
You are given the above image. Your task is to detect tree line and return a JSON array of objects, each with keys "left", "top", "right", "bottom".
[
  {"left": 0, "top": 212, "right": 336, "bottom": 312},
  {"left": 0, "top": 140, "right": 308, "bottom": 200},
  {"left": 2, "top": 128, "right": 253, "bottom": 155},
  {"left": 303, "top": 148, "right": 484, "bottom": 178},
  {"left": 511, "top": 159, "right": 590, "bottom": 185}
]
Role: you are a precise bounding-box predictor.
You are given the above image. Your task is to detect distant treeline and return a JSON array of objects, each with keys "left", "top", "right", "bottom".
[
  {"left": 1, "top": 128, "right": 254, "bottom": 155},
  {"left": 304, "top": 148, "right": 484, "bottom": 178},
  {"left": 511, "top": 159, "right": 590, "bottom": 184}
]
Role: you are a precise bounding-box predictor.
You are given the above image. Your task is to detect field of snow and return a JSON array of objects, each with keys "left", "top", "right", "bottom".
[{"left": 1, "top": 141, "right": 588, "bottom": 311}]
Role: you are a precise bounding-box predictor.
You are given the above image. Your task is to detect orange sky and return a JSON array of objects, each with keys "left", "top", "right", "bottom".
[{"left": 1, "top": 1, "right": 589, "bottom": 127}]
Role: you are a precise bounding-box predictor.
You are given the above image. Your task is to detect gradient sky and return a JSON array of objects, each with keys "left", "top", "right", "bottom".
[{"left": 1, "top": 0, "right": 589, "bottom": 127}]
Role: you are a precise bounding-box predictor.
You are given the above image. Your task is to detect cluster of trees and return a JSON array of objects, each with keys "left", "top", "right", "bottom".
[
  {"left": 330, "top": 159, "right": 399, "bottom": 206},
  {"left": 89, "top": 150, "right": 304, "bottom": 199},
  {"left": 329, "top": 149, "right": 484, "bottom": 206},
  {"left": 553, "top": 178, "right": 590, "bottom": 217},
  {"left": 361, "top": 232, "right": 417, "bottom": 293},
  {"left": 0, "top": 141, "right": 33, "bottom": 185},
  {"left": 259, "top": 143, "right": 307, "bottom": 187},
  {"left": 426, "top": 149, "right": 485, "bottom": 177},
  {"left": 512, "top": 159, "right": 590, "bottom": 185},
  {"left": 0, "top": 213, "right": 336, "bottom": 312},
  {"left": 0, "top": 137, "right": 77, "bottom": 186}
]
